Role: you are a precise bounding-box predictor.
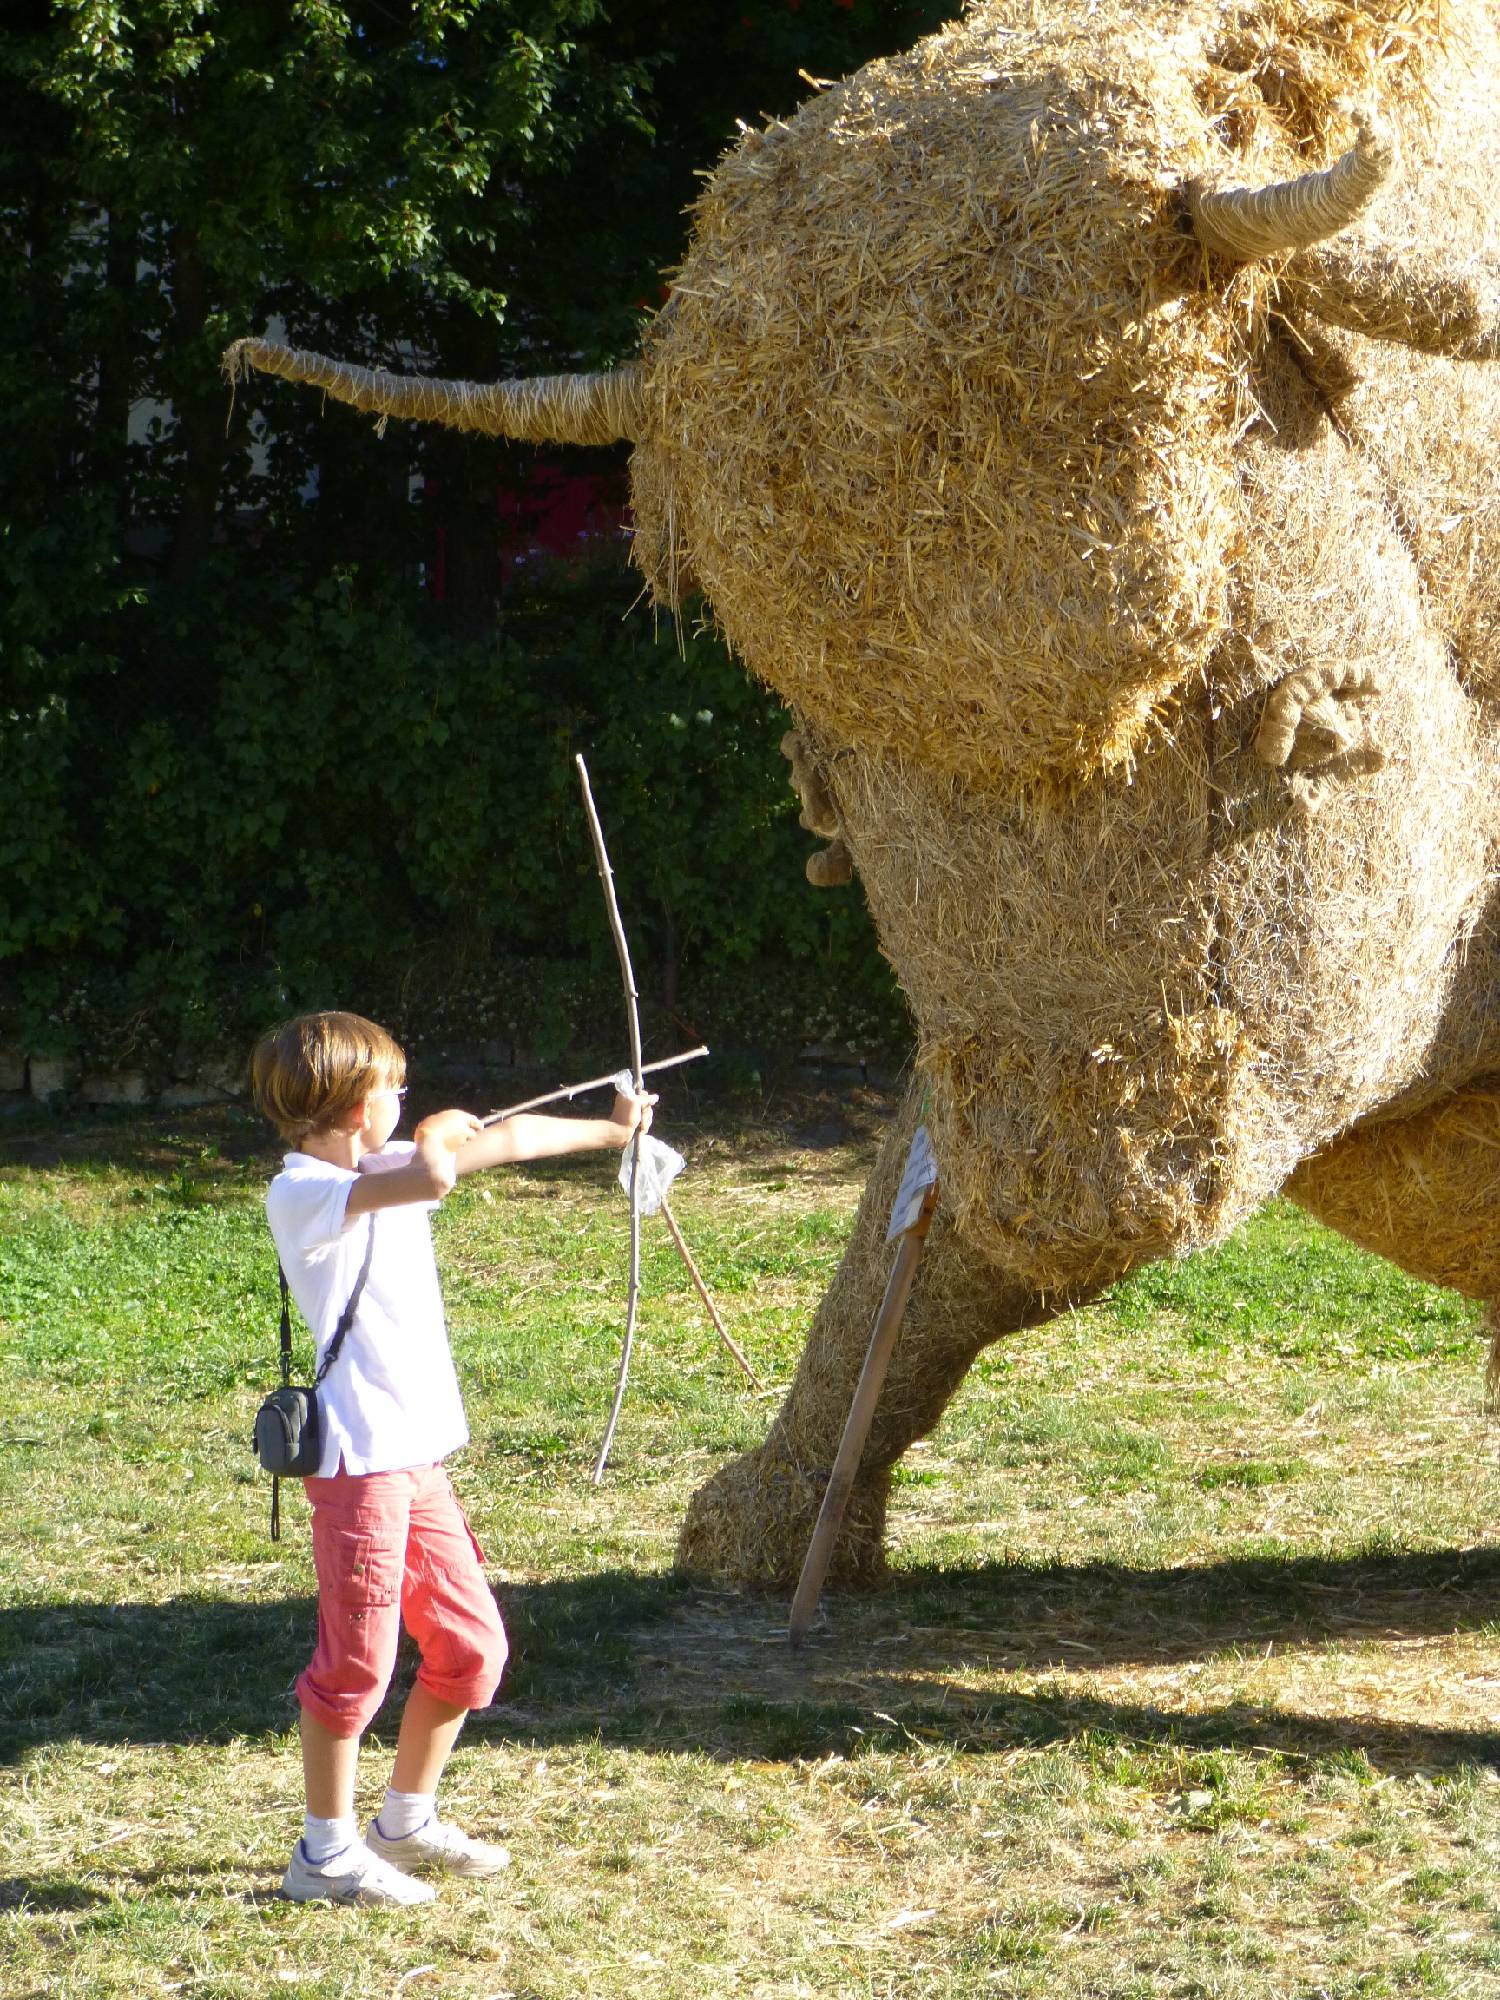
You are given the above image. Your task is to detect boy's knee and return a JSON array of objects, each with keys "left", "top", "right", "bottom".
[
  {"left": 296, "top": 1666, "right": 392, "bottom": 1737},
  {"left": 296, "top": 1622, "right": 402, "bottom": 1736},
  {"left": 418, "top": 1605, "right": 508, "bottom": 1710},
  {"left": 475, "top": 1620, "right": 508, "bottom": 1699}
]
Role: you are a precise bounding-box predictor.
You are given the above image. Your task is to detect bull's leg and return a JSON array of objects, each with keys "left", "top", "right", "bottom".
[
  {"left": 1285, "top": 1085, "right": 1500, "bottom": 1353},
  {"left": 677, "top": 1082, "right": 1087, "bottom": 1589}
]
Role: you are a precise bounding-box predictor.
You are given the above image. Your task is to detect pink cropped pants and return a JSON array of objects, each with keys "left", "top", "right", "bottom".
[{"left": 297, "top": 1463, "right": 508, "bottom": 1738}]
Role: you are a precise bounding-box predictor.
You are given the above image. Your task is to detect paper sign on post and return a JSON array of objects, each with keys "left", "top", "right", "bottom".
[{"left": 886, "top": 1124, "right": 939, "bottom": 1242}]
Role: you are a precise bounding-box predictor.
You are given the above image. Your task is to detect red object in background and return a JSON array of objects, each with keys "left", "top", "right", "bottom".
[
  {"left": 423, "top": 457, "right": 630, "bottom": 601},
  {"left": 494, "top": 459, "right": 630, "bottom": 571}
]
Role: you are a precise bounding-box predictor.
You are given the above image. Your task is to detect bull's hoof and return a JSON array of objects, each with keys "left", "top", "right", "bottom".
[{"left": 676, "top": 1442, "right": 891, "bottom": 1591}]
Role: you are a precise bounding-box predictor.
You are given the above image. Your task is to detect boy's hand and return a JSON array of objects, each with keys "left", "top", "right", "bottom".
[
  {"left": 415, "top": 1108, "right": 483, "bottom": 1154},
  {"left": 351, "top": 1112, "right": 472, "bottom": 1208},
  {"left": 610, "top": 1089, "right": 657, "bottom": 1146}
]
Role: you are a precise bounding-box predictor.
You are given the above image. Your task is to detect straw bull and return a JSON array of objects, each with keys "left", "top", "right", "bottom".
[{"left": 228, "top": 0, "right": 1500, "bottom": 1585}]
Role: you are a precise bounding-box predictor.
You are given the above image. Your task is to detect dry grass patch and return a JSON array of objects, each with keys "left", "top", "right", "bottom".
[{"left": 4, "top": 1089, "right": 1500, "bottom": 1996}]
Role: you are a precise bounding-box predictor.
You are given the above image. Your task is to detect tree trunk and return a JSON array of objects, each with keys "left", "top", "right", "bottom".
[
  {"left": 421, "top": 312, "right": 503, "bottom": 631},
  {"left": 165, "top": 225, "right": 224, "bottom": 587},
  {"left": 94, "top": 208, "right": 137, "bottom": 536}
]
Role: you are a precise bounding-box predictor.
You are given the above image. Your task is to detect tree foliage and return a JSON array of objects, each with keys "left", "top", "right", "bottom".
[{"left": 2, "top": 1, "right": 947, "bottom": 1073}]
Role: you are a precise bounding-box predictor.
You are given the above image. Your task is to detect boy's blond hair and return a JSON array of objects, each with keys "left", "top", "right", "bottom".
[{"left": 251, "top": 1010, "right": 407, "bottom": 1145}]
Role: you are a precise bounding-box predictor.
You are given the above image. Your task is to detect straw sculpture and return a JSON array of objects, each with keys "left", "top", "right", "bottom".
[{"left": 227, "top": 0, "right": 1500, "bottom": 1587}]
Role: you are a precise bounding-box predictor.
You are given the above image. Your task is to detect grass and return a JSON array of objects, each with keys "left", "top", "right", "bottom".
[{"left": 4, "top": 1080, "right": 1500, "bottom": 1998}]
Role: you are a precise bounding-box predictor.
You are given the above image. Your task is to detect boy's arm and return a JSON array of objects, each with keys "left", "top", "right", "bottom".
[
  {"left": 344, "top": 1114, "right": 477, "bottom": 1215},
  {"left": 454, "top": 1090, "right": 652, "bottom": 1176}
]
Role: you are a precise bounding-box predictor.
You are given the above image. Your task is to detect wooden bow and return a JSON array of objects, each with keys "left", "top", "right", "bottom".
[{"left": 574, "top": 756, "right": 762, "bottom": 1484}]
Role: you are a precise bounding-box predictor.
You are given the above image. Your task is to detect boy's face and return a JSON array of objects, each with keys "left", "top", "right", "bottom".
[{"left": 361, "top": 1071, "right": 406, "bottom": 1149}]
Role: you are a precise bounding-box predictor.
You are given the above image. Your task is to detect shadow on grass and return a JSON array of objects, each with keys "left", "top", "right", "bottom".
[
  {"left": 883, "top": 1540, "right": 1500, "bottom": 1663},
  {"left": 0, "top": 1101, "right": 274, "bottom": 1176},
  {"left": 5, "top": 1544, "right": 1499, "bottom": 1774},
  {"left": 0, "top": 1075, "right": 895, "bottom": 1181},
  {"left": 0, "top": 1875, "right": 112, "bottom": 1912}
]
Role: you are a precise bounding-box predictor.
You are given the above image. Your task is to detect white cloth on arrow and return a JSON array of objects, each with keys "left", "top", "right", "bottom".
[{"left": 610, "top": 1069, "right": 685, "bottom": 1216}]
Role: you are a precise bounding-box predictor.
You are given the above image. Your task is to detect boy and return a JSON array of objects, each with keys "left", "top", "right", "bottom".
[{"left": 251, "top": 1009, "right": 651, "bottom": 1906}]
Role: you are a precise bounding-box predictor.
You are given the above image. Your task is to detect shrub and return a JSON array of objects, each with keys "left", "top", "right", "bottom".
[{"left": 0, "top": 558, "right": 908, "bottom": 1073}]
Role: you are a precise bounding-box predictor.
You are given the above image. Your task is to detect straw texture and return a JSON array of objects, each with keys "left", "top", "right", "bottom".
[
  {"left": 633, "top": 0, "right": 1499, "bottom": 789},
  {"left": 222, "top": 338, "right": 642, "bottom": 445},
  {"left": 679, "top": 1080, "right": 1077, "bottom": 1587},
  {"left": 649, "top": 0, "right": 1500, "bottom": 1297},
  {"left": 1288, "top": 1083, "right": 1500, "bottom": 1308}
]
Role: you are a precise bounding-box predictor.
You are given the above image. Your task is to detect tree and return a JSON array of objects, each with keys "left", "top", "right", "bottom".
[{"left": 1, "top": 1, "right": 946, "bottom": 1070}]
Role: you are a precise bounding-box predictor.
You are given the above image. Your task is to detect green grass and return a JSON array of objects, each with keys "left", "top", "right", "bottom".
[{"left": 4, "top": 1089, "right": 1500, "bottom": 1998}]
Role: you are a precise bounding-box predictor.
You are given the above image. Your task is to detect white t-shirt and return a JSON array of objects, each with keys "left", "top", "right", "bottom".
[{"left": 265, "top": 1142, "right": 469, "bottom": 1477}]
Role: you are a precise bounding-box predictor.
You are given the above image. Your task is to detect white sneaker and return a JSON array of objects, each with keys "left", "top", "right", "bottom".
[
  {"left": 365, "top": 1814, "right": 511, "bottom": 1879},
  {"left": 280, "top": 1838, "right": 437, "bottom": 1905}
]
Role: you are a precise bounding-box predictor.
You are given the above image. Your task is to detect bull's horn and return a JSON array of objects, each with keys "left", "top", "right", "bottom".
[
  {"left": 1190, "top": 109, "right": 1394, "bottom": 262},
  {"left": 222, "top": 337, "right": 643, "bottom": 445}
]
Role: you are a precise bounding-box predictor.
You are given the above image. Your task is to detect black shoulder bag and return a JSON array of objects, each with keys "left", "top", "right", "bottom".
[{"left": 252, "top": 1218, "right": 376, "bottom": 1540}]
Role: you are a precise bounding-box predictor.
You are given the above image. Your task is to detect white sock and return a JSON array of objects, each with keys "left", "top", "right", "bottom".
[
  {"left": 303, "top": 1812, "right": 359, "bottom": 1865},
  {"left": 377, "top": 1787, "right": 437, "bottom": 1840}
]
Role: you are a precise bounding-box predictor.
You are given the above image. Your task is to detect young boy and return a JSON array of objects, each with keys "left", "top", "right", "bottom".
[{"left": 251, "top": 1009, "right": 651, "bottom": 1906}]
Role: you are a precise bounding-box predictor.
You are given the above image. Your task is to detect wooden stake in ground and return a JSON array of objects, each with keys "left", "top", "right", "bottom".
[
  {"left": 789, "top": 1128, "right": 940, "bottom": 1646},
  {"left": 575, "top": 755, "right": 647, "bottom": 1487}
]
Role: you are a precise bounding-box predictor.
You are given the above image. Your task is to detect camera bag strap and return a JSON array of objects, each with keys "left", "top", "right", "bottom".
[{"left": 270, "top": 1215, "right": 376, "bottom": 1538}]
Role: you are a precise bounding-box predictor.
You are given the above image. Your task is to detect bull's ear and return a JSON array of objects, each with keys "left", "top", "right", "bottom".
[
  {"left": 1188, "top": 108, "right": 1393, "bottom": 261},
  {"left": 1278, "top": 248, "right": 1500, "bottom": 363},
  {"left": 222, "top": 338, "right": 644, "bottom": 445}
]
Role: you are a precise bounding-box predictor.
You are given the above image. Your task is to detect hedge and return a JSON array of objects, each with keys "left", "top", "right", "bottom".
[{"left": 0, "top": 557, "right": 907, "bottom": 1080}]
